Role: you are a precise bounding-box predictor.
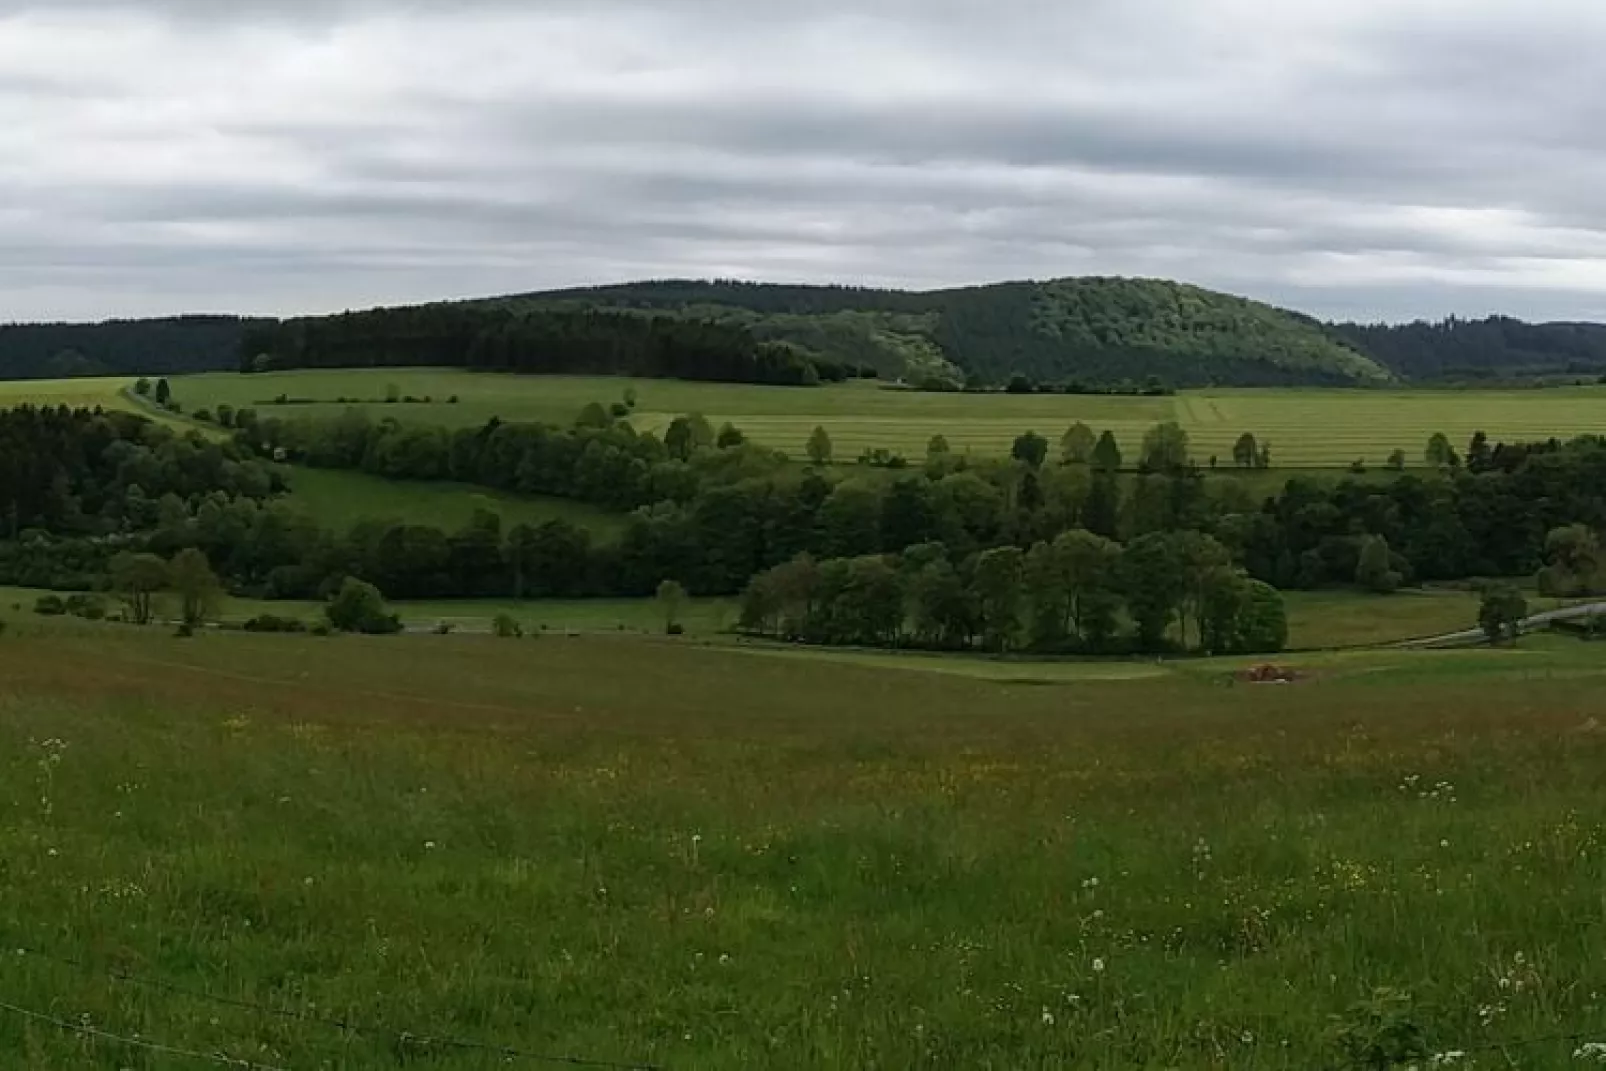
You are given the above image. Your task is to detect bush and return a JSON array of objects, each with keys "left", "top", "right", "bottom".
[
  {"left": 32, "top": 595, "right": 66, "bottom": 617},
  {"left": 609, "top": 402, "right": 631, "bottom": 419},
  {"left": 433, "top": 621, "right": 456, "bottom": 636},
  {"left": 310, "top": 623, "right": 332, "bottom": 637},
  {"left": 194, "top": 409, "right": 214, "bottom": 423},
  {"left": 243, "top": 614, "right": 309, "bottom": 634},
  {"left": 492, "top": 614, "right": 523, "bottom": 639},
  {"left": 326, "top": 577, "right": 403, "bottom": 635},
  {"left": 174, "top": 623, "right": 196, "bottom": 639},
  {"left": 64, "top": 594, "right": 106, "bottom": 621},
  {"left": 666, "top": 623, "right": 686, "bottom": 637}
]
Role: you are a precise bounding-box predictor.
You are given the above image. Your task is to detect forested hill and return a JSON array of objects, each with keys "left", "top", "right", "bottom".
[
  {"left": 0, "top": 316, "right": 260, "bottom": 380},
  {"left": 6, "top": 281, "right": 1606, "bottom": 388},
  {"left": 506, "top": 277, "right": 1393, "bottom": 388},
  {"left": 1333, "top": 317, "right": 1606, "bottom": 381}
]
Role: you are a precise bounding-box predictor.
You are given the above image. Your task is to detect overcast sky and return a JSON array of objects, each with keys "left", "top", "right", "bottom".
[{"left": 4, "top": 0, "right": 1606, "bottom": 323}]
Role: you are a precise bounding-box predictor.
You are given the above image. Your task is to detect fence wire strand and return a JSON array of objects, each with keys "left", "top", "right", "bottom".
[{"left": 0, "top": 996, "right": 290, "bottom": 1070}]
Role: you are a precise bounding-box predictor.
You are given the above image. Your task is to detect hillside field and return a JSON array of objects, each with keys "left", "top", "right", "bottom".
[
  {"left": 169, "top": 369, "right": 1606, "bottom": 469},
  {"left": 8, "top": 371, "right": 1606, "bottom": 469},
  {"left": 282, "top": 468, "right": 628, "bottom": 538},
  {"left": 1, "top": 617, "right": 1604, "bottom": 1068}
]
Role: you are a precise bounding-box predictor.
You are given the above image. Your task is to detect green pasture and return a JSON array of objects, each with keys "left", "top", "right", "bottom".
[
  {"left": 9, "top": 370, "right": 1606, "bottom": 469},
  {"left": 1, "top": 582, "right": 1487, "bottom": 652},
  {"left": 3, "top": 622, "right": 1606, "bottom": 1067},
  {"left": 171, "top": 369, "right": 1606, "bottom": 469},
  {"left": 282, "top": 467, "right": 627, "bottom": 539}
]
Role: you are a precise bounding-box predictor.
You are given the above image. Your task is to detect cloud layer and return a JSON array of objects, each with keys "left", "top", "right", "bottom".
[{"left": 3, "top": 0, "right": 1606, "bottom": 321}]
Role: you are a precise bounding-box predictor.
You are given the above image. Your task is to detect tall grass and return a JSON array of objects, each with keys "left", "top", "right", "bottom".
[{"left": 1, "top": 626, "right": 1604, "bottom": 1067}]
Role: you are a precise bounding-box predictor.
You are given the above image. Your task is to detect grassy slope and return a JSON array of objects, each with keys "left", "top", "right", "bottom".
[
  {"left": 176, "top": 369, "right": 1606, "bottom": 468},
  {"left": 1, "top": 623, "right": 1603, "bottom": 1067},
  {"left": 283, "top": 467, "right": 627, "bottom": 538}
]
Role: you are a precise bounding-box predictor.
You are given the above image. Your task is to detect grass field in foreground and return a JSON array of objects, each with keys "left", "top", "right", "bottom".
[
  {"left": 165, "top": 368, "right": 1606, "bottom": 468},
  {"left": 1, "top": 624, "right": 1604, "bottom": 1068}
]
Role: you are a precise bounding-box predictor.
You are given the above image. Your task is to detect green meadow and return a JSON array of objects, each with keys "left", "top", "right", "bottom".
[{"left": 1, "top": 616, "right": 1604, "bottom": 1068}]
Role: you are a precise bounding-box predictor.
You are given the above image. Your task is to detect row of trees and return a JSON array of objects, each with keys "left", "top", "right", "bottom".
[
  {"left": 739, "top": 531, "right": 1287, "bottom": 655},
  {"left": 242, "top": 305, "right": 864, "bottom": 387},
  {"left": 7, "top": 404, "right": 1606, "bottom": 642}
]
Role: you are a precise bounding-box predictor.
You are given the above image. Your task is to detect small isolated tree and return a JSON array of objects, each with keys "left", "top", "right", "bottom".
[
  {"left": 1355, "top": 534, "right": 1403, "bottom": 594},
  {"left": 1537, "top": 524, "right": 1605, "bottom": 597},
  {"left": 716, "top": 423, "right": 746, "bottom": 449},
  {"left": 326, "top": 577, "right": 402, "bottom": 635},
  {"left": 133, "top": 377, "right": 152, "bottom": 397},
  {"left": 623, "top": 387, "right": 639, "bottom": 410},
  {"left": 1061, "top": 422, "right": 1097, "bottom": 465},
  {"left": 657, "top": 579, "right": 688, "bottom": 635},
  {"left": 1479, "top": 584, "right": 1528, "bottom": 646},
  {"left": 1140, "top": 421, "right": 1191, "bottom": 473},
  {"left": 1011, "top": 430, "right": 1049, "bottom": 470},
  {"left": 1425, "top": 432, "right": 1459, "bottom": 469},
  {"left": 807, "top": 426, "right": 834, "bottom": 466},
  {"left": 492, "top": 614, "right": 523, "bottom": 639},
  {"left": 1386, "top": 448, "right": 1408, "bottom": 472},
  {"left": 154, "top": 378, "right": 172, "bottom": 408},
  {"left": 1092, "top": 430, "right": 1123, "bottom": 473},
  {"left": 575, "top": 402, "right": 612, "bottom": 429},
  {"left": 1232, "top": 432, "right": 1260, "bottom": 469},
  {"left": 109, "top": 552, "right": 168, "bottom": 625},
  {"left": 1256, "top": 440, "right": 1272, "bottom": 470},
  {"left": 169, "top": 547, "right": 223, "bottom": 627}
]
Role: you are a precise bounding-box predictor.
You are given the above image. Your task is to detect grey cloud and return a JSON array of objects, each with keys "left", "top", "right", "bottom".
[{"left": 2, "top": 0, "right": 1606, "bottom": 321}]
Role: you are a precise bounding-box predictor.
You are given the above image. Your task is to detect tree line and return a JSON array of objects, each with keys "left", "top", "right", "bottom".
[
  {"left": 739, "top": 533, "right": 1286, "bottom": 656},
  {"left": 0, "top": 316, "right": 256, "bottom": 380},
  {"left": 241, "top": 305, "right": 871, "bottom": 387},
  {"left": 7, "top": 402, "right": 1606, "bottom": 653}
]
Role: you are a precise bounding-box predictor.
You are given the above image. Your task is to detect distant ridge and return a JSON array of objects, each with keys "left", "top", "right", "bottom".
[{"left": 4, "top": 279, "right": 1606, "bottom": 387}]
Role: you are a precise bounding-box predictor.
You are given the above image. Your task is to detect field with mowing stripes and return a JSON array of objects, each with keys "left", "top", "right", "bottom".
[
  {"left": 168, "top": 370, "right": 1606, "bottom": 469},
  {"left": 9, "top": 370, "right": 1606, "bottom": 469}
]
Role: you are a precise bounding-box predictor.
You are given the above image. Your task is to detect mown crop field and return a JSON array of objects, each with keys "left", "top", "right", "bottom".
[
  {"left": 9, "top": 371, "right": 1606, "bottom": 470},
  {"left": 1, "top": 618, "right": 1605, "bottom": 1069},
  {"left": 165, "top": 369, "right": 1606, "bottom": 469}
]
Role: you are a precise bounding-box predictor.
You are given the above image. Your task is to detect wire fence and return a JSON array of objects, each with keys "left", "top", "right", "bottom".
[
  {"left": 0, "top": 997, "right": 290, "bottom": 1070},
  {"left": 6, "top": 941, "right": 664, "bottom": 1070}
]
